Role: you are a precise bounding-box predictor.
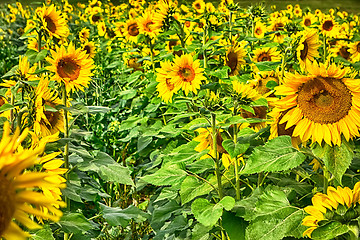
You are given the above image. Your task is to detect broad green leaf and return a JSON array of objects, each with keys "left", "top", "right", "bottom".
[
  {"left": 59, "top": 213, "right": 93, "bottom": 235},
  {"left": 151, "top": 200, "right": 182, "bottom": 230},
  {"left": 137, "top": 135, "right": 153, "bottom": 152},
  {"left": 191, "top": 198, "right": 223, "bottom": 227},
  {"left": 222, "top": 139, "right": 249, "bottom": 159},
  {"left": 141, "top": 164, "right": 187, "bottom": 186},
  {"left": 245, "top": 207, "right": 305, "bottom": 240},
  {"left": 209, "top": 66, "right": 230, "bottom": 79},
  {"left": 242, "top": 136, "right": 306, "bottom": 174},
  {"left": 87, "top": 106, "right": 110, "bottom": 114},
  {"left": 100, "top": 204, "right": 150, "bottom": 227},
  {"left": 311, "top": 221, "right": 350, "bottom": 240},
  {"left": 180, "top": 175, "right": 213, "bottom": 205},
  {"left": 254, "top": 61, "right": 280, "bottom": 71},
  {"left": 191, "top": 196, "right": 235, "bottom": 227},
  {"left": 187, "top": 158, "right": 214, "bottom": 174},
  {"left": 240, "top": 105, "right": 255, "bottom": 115},
  {"left": 34, "top": 49, "right": 48, "bottom": 62},
  {"left": 0, "top": 103, "right": 14, "bottom": 112},
  {"left": 99, "top": 163, "right": 134, "bottom": 186},
  {"left": 191, "top": 223, "right": 212, "bottom": 240},
  {"left": 154, "top": 187, "right": 178, "bottom": 202},
  {"left": 312, "top": 141, "right": 353, "bottom": 184},
  {"left": 119, "top": 89, "right": 137, "bottom": 100},
  {"left": 61, "top": 182, "right": 83, "bottom": 202},
  {"left": 2, "top": 65, "right": 18, "bottom": 78},
  {"left": 30, "top": 226, "right": 55, "bottom": 240},
  {"left": 222, "top": 211, "right": 247, "bottom": 240}
]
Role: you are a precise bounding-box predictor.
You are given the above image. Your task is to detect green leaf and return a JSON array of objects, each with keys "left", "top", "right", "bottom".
[
  {"left": 242, "top": 136, "right": 306, "bottom": 174},
  {"left": 311, "top": 221, "right": 350, "bottom": 240},
  {"left": 87, "top": 106, "right": 110, "bottom": 114},
  {"left": 1, "top": 65, "right": 18, "bottom": 79},
  {"left": 30, "top": 225, "right": 55, "bottom": 240},
  {"left": 240, "top": 105, "right": 255, "bottom": 115},
  {"left": 137, "top": 135, "right": 153, "bottom": 152},
  {"left": 191, "top": 198, "right": 223, "bottom": 227},
  {"left": 59, "top": 213, "right": 93, "bottom": 235},
  {"left": 141, "top": 164, "right": 187, "bottom": 186},
  {"left": 219, "top": 115, "right": 247, "bottom": 128},
  {"left": 245, "top": 207, "right": 305, "bottom": 240},
  {"left": 119, "top": 89, "right": 137, "bottom": 100},
  {"left": 209, "top": 66, "right": 230, "bottom": 79},
  {"left": 100, "top": 204, "right": 150, "bottom": 227},
  {"left": 191, "top": 196, "right": 235, "bottom": 227},
  {"left": 0, "top": 103, "right": 14, "bottom": 112},
  {"left": 222, "top": 211, "right": 247, "bottom": 240},
  {"left": 99, "top": 163, "right": 134, "bottom": 186},
  {"left": 180, "top": 175, "right": 213, "bottom": 205},
  {"left": 222, "top": 139, "right": 250, "bottom": 159},
  {"left": 312, "top": 141, "right": 353, "bottom": 184},
  {"left": 254, "top": 61, "right": 280, "bottom": 71},
  {"left": 34, "top": 49, "right": 48, "bottom": 62},
  {"left": 191, "top": 223, "right": 212, "bottom": 240}
]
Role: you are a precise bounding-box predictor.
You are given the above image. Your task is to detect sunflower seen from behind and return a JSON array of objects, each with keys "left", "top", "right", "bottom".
[
  {"left": 272, "top": 61, "right": 360, "bottom": 146},
  {"left": 0, "top": 121, "right": 65, "bottom": 240},
  {"left": 170, "top": 53, "right": 206, "bottom": 95},
  {"left": 46, "top": 42, "right": 94, "bottom": 92}
]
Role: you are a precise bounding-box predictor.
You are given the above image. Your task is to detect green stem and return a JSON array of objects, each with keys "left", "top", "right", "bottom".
[
  {"left": 9, "top": 93, "right": 14, "bottom": 130},
  {"left": 251, "top": 17, "right": 255, "bottom": 38},
  {"left": 37, "top": 29, "right": 42, "bottom": 69},
  {"left": 280, "top": 48, "right": 288, "bottom": 83},
  {"left": 323, "top": 37, "right": 327, "bottom": 64},
  {"left": 229, "top": 10, "right": 233, "bottom": 42},
  {"left": 202, "top": 22, "right": 207, "bottom": 69},
  {"left": 149, "top": 38, "right": 156, "bottom": 73},
  {"left": 211, "top": 113, "right": 223, "bottom": 199},
  {"left": 323, "top": 166, "right": 330, "bottom": 194},
  {"left": 62, "top": 84, "right": 70, "bottom": 208},
  {"left": 233, "top": 106, "right": 240, "bottom": 200}
]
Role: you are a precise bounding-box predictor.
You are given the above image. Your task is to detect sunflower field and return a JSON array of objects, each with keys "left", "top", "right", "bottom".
[{"left": 2, "top": 0, "right": 360, "bottom": 239}]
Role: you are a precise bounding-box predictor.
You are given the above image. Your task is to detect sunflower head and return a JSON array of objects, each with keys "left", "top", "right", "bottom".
[
  {"left": 226, "top": 44, "right": 247, "bottom": 76},
  {"left": 38, "top": 4, "right": 69, "bottom": 39}
]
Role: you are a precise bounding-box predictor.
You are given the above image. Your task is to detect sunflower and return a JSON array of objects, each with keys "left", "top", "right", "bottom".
[
  {"left": 349, "top": 41, "right": 360, "bottom": 62},
  {"left": 301, "top": 12, "right": 317, "bottom": 28},
  {"left": 170, "top": 54, "right": 206, "bottom": 95},
  {"left": 225, "top": 44, "right": 247, "bottom": 76},
  {"left": 192, "top": 0, "right": 205, "bottom": 14},
  {"left": 329, "top": 40, "right": 351, "bottom": 61},
  {"left": 38, "top": 4, "right": 69, "bottom": 39},
  {"left": 268, "top": 16, "right": 289, "bottom": 43},
  {"left": 138, "top": 10, "right": 158, "bottom": 38},
  {"left": 82, "top": 41, "right": 97, "bottom": 59},
  {"left": 156, "top": 61, "right": 177, "bottom": 103},
  {"left": 153, "top": 0, "right": 175, "bottom": 31},
  {"left": 123, "top": 18, "right": 139, "bottom": 42},
  {"left": 319, "top": 15, "right": 338, "bottom": 38},
  {"left": 0, "top": 121, "right": 65, "bottom": 240},
  {"left": 252, "top": 47, "right": 281, "bottom": 74},
  {"left": 302, "top": 184, "right": 360, "bottom": 238},
  {"left": 293, "top": 7, "right": 302, "bottom": 18},
  {"left": 272, "top": 62, "right": 360, "bottom": 146},
  {"left": 46, "top": 42, "right": 94, "bottom": 92},
  {"left": 296, "top": 29, "right": 321, "bottom": 70},
  {"left": 17, "top": 56, "right": 37, "bottom": 81},
  {"left": 254, "top": 21, "right": 267, "bottom": 39},
  {"left": 34, "top": 77, "right": 65, "bottom": 137}
]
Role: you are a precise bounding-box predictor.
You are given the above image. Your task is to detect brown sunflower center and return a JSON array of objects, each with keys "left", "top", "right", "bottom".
[
  {"left": 322, "top": 20, "right": 334, "bottom": 31},
  {"left": 227, "top": 51, "right": 239, "bottom": 74},
  {"left": 300, "top": 41, "right": 309, "bottom": 60},
  {"left": 165, "top": 78, "right": 175, "bottom": 91},
  {"left": 357, "top": 43, "right": 360, "bottom": 53},
  {"left": 84, "top": 45, "right": 91, "bottom": 55},
  {"left": 255, "top": 28, "right": 262, "bottom": 35},
  {"left": 274, "top": 23, "right": 284, "bottom": 36},
  {"left": 304, "top": 18, "right": 311, "bottom": 26},
  {"left": 258, "top": 52, "right": 272, "bottom": 62},
  {"left": 145, "top": 21, "right": 154, "bottom": 31},
  {"left": 277, "top": 110, "right": 296, "bottom": 136},
  {"left": 185, "top": 21, "right": 191, "bottom": 28},
  {"left": 297, "top": 77, "right": 352, "bottom": 124},
  {"left": 91, "top": 14, "right": 101, "bottom": 23},
  {"left": 57, "top": 58, "right": 81, "bottom": 81},
  {"left": 44, "top": 16, "right": 56, "bottom": 33},
  {"left": 339, "top": 46, "right": 351, "bottom": 60},
  {"left": 179, "top": 66, "right": 195, "bottom": 82},
  {"left": 169, "top": 40, "right": 178, "bottom": 50},
  {"left": 0, "top": 175, "right": 16, "bottom": 236},
  {"left": 128, "top": 23, "right": 139, "bottom": 36},
  {"left": 0, "top": 97, "right": 5, "bottom": 107},
  {"left": 195, "top": 3, "right": 201, "bottom": 9},
  {"left": 44, "top": 106, "right": 60, "bottom": 128}
]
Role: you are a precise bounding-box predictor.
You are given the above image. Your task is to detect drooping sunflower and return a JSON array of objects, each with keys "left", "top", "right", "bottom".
[
  {"left": 123, "top": 18, "right": 139, "bottom": 42},
  {"left": 349, "top": 41, "right": 360, "bottom": 62},
  {"left": 254, "top": 21, "right": 267, "bottom": 39},
  {"left": 170, "top": 54, "right": 206, "bottom": 95},
  {"left": 38, "top": 4, "right": 69, "bottom": 39},
  {"left": 272, "top": 62, "right": 360, "bottom": 146},
  {"left": 296, "top": 29, "right": 321, "bottom": 70},
  {"left": 225, "top": 44, "right": 247, "bottom": 76},
  {"left": 0, "top": 121, "right": 65, "bottom": 240},
  {"left": 138, "top": 10, "right": 158, "bottom": 38},
  {"left": 46, "top": 42, "right": 94, "bottom": 92},
  {"left": 302, "top": 184, "right": 360, "bottom": 238},
  {"left": 34, "top": 77, "right": 65, "bottom": 137},
  {"left": 329, "top": 40, "right": 352, "bottom": 61},
  {"left": 156, "top": 61, "right": 177, "bottom": 103}
]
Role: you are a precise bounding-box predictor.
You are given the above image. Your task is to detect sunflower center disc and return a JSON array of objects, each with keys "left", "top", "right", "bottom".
[
  {"left": 84, "top": 45, "right": 91, "bottom": 55},
  {"left": 57, "top": 58, "right": 81, "bottom": 80},
  {"left": 357, "top": 43, "right": 360, "bottom": 53},
  {"left": 180, "top": 66, "right": 195, "bottom": 82},
  {"left": 323, "top": 20, "right": 334, "bottom": 31},
  {"left": 0, "top": 175, "right": 16, "bottom": 235},
  {"left": 44, "top": 16, "right": 56, "bottom": 33},
  {"left": 297, "top": 77, "right": 352, "bottom": 124},
  {"left": 258, "top": 52, "right": 271, "bottom": 62},
  {"left": 128, "top": 23, "right": 139, "bottom": 36},
  {"left": 227, "top": 51, "right": 238, "bottom": 73},
  {"left": 304, "top": 18, "right": 311, "bottom": 26},
  {"left": 300, "top": 41, "right": 309, "bottom": 60},
  {"left": 165, "top": 78, "right": 175, "bottom": 91}
]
